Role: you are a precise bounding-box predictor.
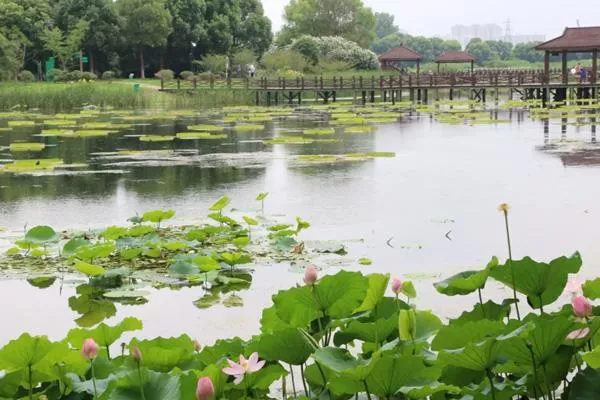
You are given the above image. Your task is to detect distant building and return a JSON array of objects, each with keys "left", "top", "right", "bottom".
[
  {"left": 450, "top": 24, "right": 504, "bottom": 47},
  {"left": 449, "top": 24, "right": 545, "bottom": 46}
]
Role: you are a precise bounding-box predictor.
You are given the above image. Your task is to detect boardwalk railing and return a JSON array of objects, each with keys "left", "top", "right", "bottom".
[{"left": 160, "top": 69, "right": 598, "bottom": 91}]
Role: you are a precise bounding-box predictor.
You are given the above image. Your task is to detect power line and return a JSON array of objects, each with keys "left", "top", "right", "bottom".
[{"left": 504, "top": 18, "right": 512, "bottom": 43}]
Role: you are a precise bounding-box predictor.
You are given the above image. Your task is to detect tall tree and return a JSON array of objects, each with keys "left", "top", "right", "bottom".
[
  {"left": 513, "top": 41, "right": 544, "bottom": 63},
  {"left": 281, "top": 0, "right": 375, "bottom": 48},
  {"left": 118, "top": 0, "right": 172, "bottom": 78},
  {"left": 41, "top": 21, "right": 89, "bottom": 69},
  {"left": 54, "top": 0, "right": 123, "bottom": 74},
  {"left": 466, "top": 38, "right": 493, "bottom": 64},
  {"left": 165, "top": 0, "right": 207, "bottom": 71},
  {"left": 374, "top": 12, "right": 398, "bottom": 39}
]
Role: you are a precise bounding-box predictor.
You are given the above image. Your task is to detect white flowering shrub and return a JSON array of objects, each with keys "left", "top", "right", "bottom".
[{"left": 284, "top": 36, "right": 380, "bottom": 70}]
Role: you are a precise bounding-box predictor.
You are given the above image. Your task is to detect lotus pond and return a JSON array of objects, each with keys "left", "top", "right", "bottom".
[{"left": 3, "top": 100, "right": 600, "bottom": 398}]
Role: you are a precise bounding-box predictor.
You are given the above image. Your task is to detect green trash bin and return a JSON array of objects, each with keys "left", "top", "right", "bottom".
[{"left": 133, "top": 83, "right": 140, "bottom": 93}]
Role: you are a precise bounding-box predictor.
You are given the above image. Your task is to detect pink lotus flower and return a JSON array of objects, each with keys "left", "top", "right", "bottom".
[
  {"left": 81, "top": 338, "right": 99, "bottom": 360},
  {"left": 391, "top": 278, "right": 402, "bottom": 295},
  {"left": 572, "top": 295, "right": 593, "bottom": 318},
  {"left": 131, "top": 346, "right": 142, "bottom": 362},
  {"left": 222, "top": 352, "right": 265, "bottom": 384},
  {"left": 196, "top": 376, "right": 215, "bottom": 400},
  {"left": 565, "top": 278, "right": 583, "bottom": 297},
  {"left": 193, "top": 339, "right": 202, "bottom": 352},
  {"left": 567, "top": 327, "right": 591, "bottom": 340},
  {"left": 304, "top": 266, "right": 318, "bottom": 285}
]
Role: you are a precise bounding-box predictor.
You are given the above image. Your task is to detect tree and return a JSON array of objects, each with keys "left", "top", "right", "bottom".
[
  {"left": 466, "top": 38, "right": 493, "bottom": 64},
  {"left": 165, "top": 0, "right": 207, "bottom": 71},
  {"left": 374, "top": 12, "right": 398, "bottom": 39},
  {"left": 281, "top": 0, "right": 376, "bottom": 48},
  {"left": 487, "top": 40, "right": 513, "bottom": 61},
  {"left": 118, "top": 0, "right": 172, "bottom": 78},
  {"left": 41, "top": 21, "right": 89, "bottom": 69},
  {"left": 513, "top": 41, "right": 544, "bottom": 63},
  {"left": 54, "top": 0, "right": 123, "bottom": 74}
]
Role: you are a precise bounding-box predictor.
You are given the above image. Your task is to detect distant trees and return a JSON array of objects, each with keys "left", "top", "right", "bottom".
[
  {"left": 374, "top": 12, "right": 399, "bottom": 39},
  {"left": 513, "top": 41, "right": 545, "bottom": 63},
  {"left": 279, "top": 0, "right": 376, "bottom": 48}
]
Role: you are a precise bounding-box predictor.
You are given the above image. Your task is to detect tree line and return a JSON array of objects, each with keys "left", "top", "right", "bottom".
[{"left": 0, "top": 0, "right": 579, "bottom": 81}]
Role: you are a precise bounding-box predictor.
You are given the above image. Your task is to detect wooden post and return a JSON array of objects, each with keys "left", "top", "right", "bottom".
[
  {"left": 562, "top": 51, "right": 568, "bottom": 84},
  {"left": 471, "top": 60, "right": 474, "bottom": 74},
  {"left": 593, "top": 49, "right": 598, "bottom": 84},
  {"left": 437, "top": 63, "right": 440, "bottom": 73}
]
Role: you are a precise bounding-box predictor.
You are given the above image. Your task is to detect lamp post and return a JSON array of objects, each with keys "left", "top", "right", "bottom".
[{"left": 190, "top": 41, "right": 197, "bottom": 72}]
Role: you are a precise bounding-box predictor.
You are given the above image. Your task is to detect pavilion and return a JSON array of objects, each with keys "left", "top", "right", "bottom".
[
  {"left": 434, "top": 51, "right": 476, "bottom": 73},
  {"left": 379, "top": 45, "right": 422, "bottom": 73},
  {"left": 535, "top": 27, "right": 600, "bottom": 84}
]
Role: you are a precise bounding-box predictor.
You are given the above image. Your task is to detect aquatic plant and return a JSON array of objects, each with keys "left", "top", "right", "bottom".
[
  {"left": 176, "top": 132, "right": 228, "bottom": 140},
  {"left": 9, "top": 143, "right": 46, "bottom": 152}
]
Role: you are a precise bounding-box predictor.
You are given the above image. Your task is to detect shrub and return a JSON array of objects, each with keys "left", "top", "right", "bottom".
[
  {"left": 291, "top": 36, "right": 320, "bottom": 65},
  {"left": 261, "top": 50, "right": 309, "bottom": 74},
  {"left": 51, "top": 69, "right": 70, "bottom": 82},
  {"left": 17, "top": 70, "right": 35, "bottom": 82},
  {"left": 69, "top": 71, "right": 83, "bottom": 81},
  {"left": 101, "top": 71, "right": 116, "bottom": 80},
  {"left": 180, "top": 70, "right": 195, "bottom": 80},
  {"left": 81, "top": 72, "right": 97, "bottom": 82},
  {"left": 196, "top": 71, "right": 215, "bottom": 81},
  {"left": 312, "top": 36, "right": 380, "bottom": 70},
  {"left": 196, "top": 54, "right": 228, "bottom": 74},
  {"left": 155, "top": 69, "right": 174, "bottom": 81},
  {"left": 318, "top": 58, "right": 352, "bottom": 72}
]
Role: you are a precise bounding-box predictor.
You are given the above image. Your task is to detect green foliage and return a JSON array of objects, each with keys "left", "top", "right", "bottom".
[
  {"left": 198, "top": 54, "right": 228, "bottom": 74},
  {"left": 155, "top": 69, "right": 174, "bottom": 80},
  {"left": 261, "top": 49, "right": 309, "bottom": 74},
  {"left": 17, "top": 70, "right": 34, "bottom": 82},
  {"left": 281, "top": 0, "right": 376, "bottom": 48},
  {"left": 291, "top": 35, "right": 320, "bottom": 65},
  {"left": 374, "top": 12, "right": 399, "bottom": 39}
]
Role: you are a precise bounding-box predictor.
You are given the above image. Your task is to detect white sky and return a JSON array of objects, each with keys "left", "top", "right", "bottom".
[{"left": 261, "top": 0, "right": 600, "bottom": 39}]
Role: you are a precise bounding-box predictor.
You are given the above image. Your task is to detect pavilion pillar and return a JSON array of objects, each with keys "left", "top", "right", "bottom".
[
  {"left": 592, "top": 49, "right": 598, "bottom": 84},
  {"left": 471, "top": 60, "right": 474, "bottom": 74},
  {"left": 437, "top": 63, "right": 440, "bottom": 73},
  {"left": 562, "top": 51, "right": 568, "bottom": 84}
]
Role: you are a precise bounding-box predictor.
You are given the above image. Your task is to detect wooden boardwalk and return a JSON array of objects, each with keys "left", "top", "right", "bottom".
[{"left": 160, "top": 69, "right": 600, "bottom": 106}]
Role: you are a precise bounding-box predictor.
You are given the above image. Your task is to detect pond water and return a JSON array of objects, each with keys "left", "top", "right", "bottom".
[{"left": 1, "top": 104, "right": 600, "bottom": 346}]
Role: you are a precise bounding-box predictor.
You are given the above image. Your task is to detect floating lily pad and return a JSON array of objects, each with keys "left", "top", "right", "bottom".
[
  {"left": 176, "top": 132, "right": 228, "bottom": 140},
  {"left": 9, "top": 143, "right": 45, "bottom": 152},
  {"left": 139, "top": 135, "right": 175, "bottom": 142}
]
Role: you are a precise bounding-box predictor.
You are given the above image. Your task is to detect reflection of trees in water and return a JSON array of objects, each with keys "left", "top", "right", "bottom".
[{"left": 123, "top": 165, "right": 266, "bottom": 196}]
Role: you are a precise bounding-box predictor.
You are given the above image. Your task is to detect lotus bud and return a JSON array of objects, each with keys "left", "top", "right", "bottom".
[
  {"left": 391, "top": 278, "right": 402, "bottom": 295},
  {"left": 194, "top": 339, "right": 202, "bottom": 352},
  {"left": 131, "top": 346, "right": 142, "bottom": 362},
  {"left": 196, "top": 376, "right": 215, "bottom": 400},
  {"left": 81, "top": 338, "right": 99, "bottom": 360},
  {"left": 572, "top": 295, "right": 593, "bottom": 318},
  {"left": 303, "top": 266, "right": 318, "bottom": 285}
]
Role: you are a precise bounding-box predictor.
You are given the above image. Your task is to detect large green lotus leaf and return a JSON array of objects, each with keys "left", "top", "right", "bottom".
[
  {"left": 25, "top": 225, "right": 59, "bottom": 244},
  {"left": 0, "top": 333, "right": 55, "bottom": 372},
  {"left": 489, "top": 252, "right": 582, "bottom": 308},
  {"left": 221, "top": 252, "right": 251, "bottom": 266},
  {"left": 101, "top": 226, "right": 128, "bottom": 240},
  {"left": 497, "top": 315, "right": 574, "bottom": 367},
  {"left": 142, "top": 209, "right": 175, "bottom": 224},
  {"left": 68, "top": 372, "right": 119, "bottom": 397},
  {"left": 249, "top": 327, "right": 314, "bottom": 365},
  {"left": 434, "top": 259, "right": 495, "bottom": 296},
  {"left": 432, "top": 320, "right": 505, "bottom": 351},
  {"left": 461, "top": 376, "right": 528, "bottom": 400},
  {"left": 209, "top": 213, "right": 239, "bottom": 226},
  {"left": 243, "top": 363, "right": 287, "bottom": 390},
  {"left": 439, "top": 365, "right": 485, "bottom": 387},
  {"left": 104, "top": 370, "right": 180, "bottom": 400},
  {"left": 209, "top": 196, "right": 231, "bottom": 211},
  {"left": 334, "top": 315, "right": 397, "bottom": 346},
  {"left": 193, "top": 256, "right": 221, "bottom": 272},
  {"left": 0, "top": 371, "right": 23, "bottom": 397},
  {"left": 260, "top": 305, "right": 291, "bottom": 333},
  {"left": 315, "top": 271, "right": 369, "bottom": 318},
  {"left": 168, "top": 260, "right": 200, "bottom": 276},
  {"left": 74, "top": 260, "right": 106, "bottom": 277},
  {"left": 404, "top": 310, "right": 443, "bottom": 344},
  {"left": 272, "top": 285, "right": 319, "bottom": 328},
  {"left": 256, "top": 192, "right": 268, "bottom": 201},
  {"left": 439, "top": 322, "right": 534, "bottom": 372},
  {"left": 75, "top": 243, "right": 116, "bottom": 262},
  {"left": 450, "top": 300, "right": 512, "bottom": 326},
  {"left": 365, "top": 354, "right": 441, "bottom": 397},
  {"left": 129, "top": 335, "right": 195, "bottom": 372},
  {"left": 565, "top": 368, "right": 600, "bottom": 399},
  {"left": 243, "top": 216, "right": 258, "bottom": 226},
  {"left": 583, "top": 278, "right": 600, "bottom": 300},
  {"left": 353, "top": 273, "right": 390, "bottom": 313},
  {"left": 399, "top": 309, "right": 416, "bottom": 341},
  {"left": 67, "top": 317, "right": 143, "bottom": 351},
  {"left": 62, "top": 238, "right": 90, "bottom": 256},
  {"left": 401, "top": 381, "right": 461, "bottom": 399},
  {"left": 313, "top": 347, "right": 380, "bottom": 381},
  {"left": 198, "top": 338, "right": 245, "bottom": 366}
]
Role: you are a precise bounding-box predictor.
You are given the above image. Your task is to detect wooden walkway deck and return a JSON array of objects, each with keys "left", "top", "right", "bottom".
[{"left": 160, "top": 69, "right": 600, "bottom": 105}]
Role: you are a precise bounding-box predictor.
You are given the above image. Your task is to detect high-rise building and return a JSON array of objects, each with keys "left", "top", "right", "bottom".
[{"left": 449, "top": 23, "right": 545, "bottom": 46}]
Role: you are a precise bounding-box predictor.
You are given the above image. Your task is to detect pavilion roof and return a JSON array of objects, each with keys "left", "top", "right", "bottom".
[
  {"left": 535, "top": 27, "right": 600, "bottom": 52},
  {"left": 434, "top": 51, "right": 476, "bottom": 63},
  {"left": 379, "top": 45, "right": 422, "bottom": 61}
]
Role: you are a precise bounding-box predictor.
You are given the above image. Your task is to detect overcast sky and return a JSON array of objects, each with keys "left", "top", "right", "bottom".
[{"left": 262, "top": 0, "right": 600, "bottom": 39}]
